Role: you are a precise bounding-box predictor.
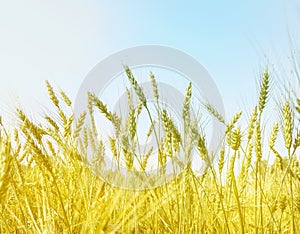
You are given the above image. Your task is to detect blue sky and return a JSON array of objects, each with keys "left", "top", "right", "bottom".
[{"left": 0, "top": 0, "right": 300, "bottom": 122}]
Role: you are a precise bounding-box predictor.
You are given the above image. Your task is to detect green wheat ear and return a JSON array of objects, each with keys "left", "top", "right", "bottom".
[
  {"left": 182, "top": 82, "right": 192, "bottom": 125},
  {"left": 150, "top": 71, "right": 159, "bottom": 101},
  {"left": 124, "top": 66, "right": 147, "bottom": 107},
  {"left": 205, "top": 103, "right": 225, "bottom": 124},
  {"left": 258, "top": 70, "right": 270, "bottom": 114}
]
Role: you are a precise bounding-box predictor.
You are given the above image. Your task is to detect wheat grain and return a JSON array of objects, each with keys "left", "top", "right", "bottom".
[
  {"left": 128, "top": 109, "right": 136, "bottom": 140},
  {"left": 247, "top": 106, "right": 258, "bottom": 141},
  {"left": 89, "top": 92, "right": 113, "bottom": 121},
  {"left": 282, "top": 101, "right": 293, "bottom": 151},
  {"left": 269, "top": 123, "right": 279, "bottom": 150},
  {"left": 45, "top": 116, "right": 59, "bottom": 132},
  {"left": 73, "top": 111, "right": 86, "bottom": 139},
  {"left": 226, "top": 153, "right": 236, "bottom": 185},
  {"left": 150, "top": 71, "right": 159, "bottom": 101},
  {"left": 108, "top": 136, "right": 118, "bottom": 158},
  {"left": 60, "top": 90, "right": 72, "bottom": 107},
  {"left": 293, "top": 132, "right": 300, "bottom": 150},
  {"left": 225, "top": 111, "right": 242, "bottom": 135},
  {"left": 279, "top": 195, "right": 287, "bottom": 213},
  {"left": 205, "top": 103, "right": 225, "bottom": 124},
  {"left": 13, "top": 128, "right": 19, "bottom": 144},
  {"left": 135, "top": 102, "right": 143, "bottom": 117},
  {"left": 46, "top": 140, "right": 56, "bottom": 157},
  {"left": 46, "top": 80, "right": 59, "bottom": 108},
  {"left": 125, "top": 66, "right": 147, "bottom": 107},
  {"left": 258, "top": 70, "right": 270, "bottom": 113},
  {"left": 228, "top": 127, "right": 241, "bottom": 151},
  {"left": 182, "top": 82, "right": 192, "bottom": 125},
  {"left": 197, "top": 136, "right": 208, "bottom": 161},
  {"left": 218, "top": 147, "right": 225, "bottom": 175},
  {"left": 146, "top": 120, "right": 155, "bottom": 138},
  {"left": 63, "top": 114, "right": 74, "bottom": 138}
]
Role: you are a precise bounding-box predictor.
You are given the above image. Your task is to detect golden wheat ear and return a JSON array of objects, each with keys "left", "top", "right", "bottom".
[{"left": 258, "top": 70, "right": 270, "bottom": 114}]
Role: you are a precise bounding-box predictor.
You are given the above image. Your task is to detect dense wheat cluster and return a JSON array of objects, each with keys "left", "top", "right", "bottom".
[{"left": 1, "top": 67, "right": 300, "bottom": 233}]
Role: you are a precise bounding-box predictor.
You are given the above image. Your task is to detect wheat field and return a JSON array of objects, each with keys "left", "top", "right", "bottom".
[{"left": 0, "top": 67, "right": 300, "bottom": 233}]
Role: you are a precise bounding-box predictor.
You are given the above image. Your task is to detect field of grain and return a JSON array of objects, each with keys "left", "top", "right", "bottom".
[{"left": 0, "top": 67, "right": 300, "bottom": 233}]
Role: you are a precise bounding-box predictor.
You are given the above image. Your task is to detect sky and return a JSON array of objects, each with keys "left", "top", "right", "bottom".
[{"left": 0, "top": 0, "right": 300, "bottom": 124}]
